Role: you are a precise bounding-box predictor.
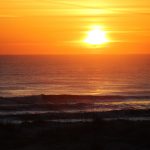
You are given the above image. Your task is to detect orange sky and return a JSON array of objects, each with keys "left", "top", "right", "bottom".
[{"left": 0, "top": 0, "right": 150, "bottom": 54}]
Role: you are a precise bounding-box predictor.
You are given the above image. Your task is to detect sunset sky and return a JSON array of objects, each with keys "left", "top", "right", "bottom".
[{"left": 0, "top": 0, "right": 150, "bottom": 54}]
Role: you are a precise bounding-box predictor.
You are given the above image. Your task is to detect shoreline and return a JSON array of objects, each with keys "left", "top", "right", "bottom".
[
  {"left": 1, "top": 96, "right": 150, "bottom": 149},
  {"left": 0, "top": 109, "right": 150, "bottom": 124},
  {"left": 0, "top": 94, "right": 150, "bottom": 124}
]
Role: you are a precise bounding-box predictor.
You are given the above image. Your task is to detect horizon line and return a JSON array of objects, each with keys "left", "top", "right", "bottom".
[{"left": 0, "top": 53, "right": 150, "bottom": 56}]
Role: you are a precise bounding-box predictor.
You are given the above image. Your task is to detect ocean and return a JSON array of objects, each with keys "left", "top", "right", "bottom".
[
  {"left": 0, "top": 55, "right": 150, "bottom": 97},
  {"left": 0, "top": 55, "right": 150, "bottom": 120}
]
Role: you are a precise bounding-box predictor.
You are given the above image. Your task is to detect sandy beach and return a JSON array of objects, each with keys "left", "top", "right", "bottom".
[
  {"left": 1, "top": 115, "right": 150, "bottom": 150},
  {"left": 0, "top": 95, "right": 150, "bottom": 150}
]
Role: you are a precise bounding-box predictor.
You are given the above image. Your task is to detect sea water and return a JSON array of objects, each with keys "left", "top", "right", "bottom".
[
  {"left": 0, "top": 55, "right": 150, "bottom": 97},
  {"left": 0, "top": 55, "right": 150, "bottom": 122}
]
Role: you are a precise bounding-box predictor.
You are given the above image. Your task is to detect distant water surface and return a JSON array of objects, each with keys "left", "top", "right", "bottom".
[{"left": 0, "top": 55, "right": 150, "bottom": 97}]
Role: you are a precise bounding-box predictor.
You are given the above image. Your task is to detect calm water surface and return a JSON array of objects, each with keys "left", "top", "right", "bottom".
[{"left": 0, "top": 55, "right": 150, "bottom": 97}]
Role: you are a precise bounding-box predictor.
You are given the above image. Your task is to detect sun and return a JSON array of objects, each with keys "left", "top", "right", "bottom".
[{"left": 84, "top": 26, "right": 109, "bottom": 45}]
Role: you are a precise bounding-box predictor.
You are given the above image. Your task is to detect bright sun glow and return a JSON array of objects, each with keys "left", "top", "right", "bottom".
[{"left": 84, "top": 26, "right": 109, "bottom": 45}]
